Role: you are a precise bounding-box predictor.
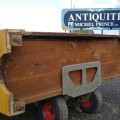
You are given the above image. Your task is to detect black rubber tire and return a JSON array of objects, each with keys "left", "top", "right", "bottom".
[
  {"left": 38, "top": 96, "right": 68, "bottom": 120},
  {"left": 78, "top": 89, "right": 103, "bottom": 113}
]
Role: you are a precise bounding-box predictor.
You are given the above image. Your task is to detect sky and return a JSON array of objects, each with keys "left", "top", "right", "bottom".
[{"left": 0, "top": 0, "right": 119, "bottom": 34}]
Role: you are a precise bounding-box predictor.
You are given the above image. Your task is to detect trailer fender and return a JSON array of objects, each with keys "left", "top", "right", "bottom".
[{"left": 62, "top": 61, "right": 102, "bottom": 97}]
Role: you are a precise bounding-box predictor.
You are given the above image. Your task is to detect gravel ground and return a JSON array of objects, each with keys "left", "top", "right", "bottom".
[
  {"left": 3, "top": 79, "right": 120, "bottom": 120},
  {"left": 69, "top": 79, "right": 120, "bottom": 120}
]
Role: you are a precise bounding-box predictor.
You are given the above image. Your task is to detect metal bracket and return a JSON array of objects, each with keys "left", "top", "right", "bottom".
[
  {"left": 62, "top": 61, "right": 101, "bottom": 97},
  {"left": 7, "top": 29, "right": 25, "bottom": 46},
  {"left": 10, "top": 34, "right": 22, "bottom": 46},
  {"left": 0, "top": 80, "right": 25, "bottom": 116},
  {"left": 0, "top": 29, "right": 25, "bottom": 58},
  {"left": 11, "top": 100, "right": 25, "bottom": 116}
]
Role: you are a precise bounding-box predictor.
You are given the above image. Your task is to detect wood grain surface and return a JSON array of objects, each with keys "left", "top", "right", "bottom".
[{"left": 2, "top": 33, "right": 120, "bottom": 104}]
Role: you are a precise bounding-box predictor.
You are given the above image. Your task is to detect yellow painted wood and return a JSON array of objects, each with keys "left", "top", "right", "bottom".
[
  {"left": 0, "top": 30, "right": 25, "bottom": 116},
  {"left": 72, "top": 30, "right": 88, "bottom": 34},
  {"left": 0, "top": 30, "right": 12, "bottom": 116},
  {"left": 0, "top": 80, "right": 13, "bottom": 116},
  {"left": 0, "top": 30, "right": 8, "bottom": 58}
]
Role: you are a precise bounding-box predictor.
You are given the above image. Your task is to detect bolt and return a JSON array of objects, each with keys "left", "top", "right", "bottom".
[
  {"left": 16, "top": 106, "right": 25, "bottom": 111},
  {"left": 13, "top": 38, "right": 21, "bottom": 44}
]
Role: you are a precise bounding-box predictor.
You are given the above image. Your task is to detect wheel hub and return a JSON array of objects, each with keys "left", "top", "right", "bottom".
[
  {"left": 81, "top": 98, "right": 93, "bottom": 107},
  {"left": 43, "top": 103, "right": 56, "bottom": 120}
]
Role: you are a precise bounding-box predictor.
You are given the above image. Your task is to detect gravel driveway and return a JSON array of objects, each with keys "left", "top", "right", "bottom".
[
  {"left": 5, "top": 79, "right": 120, "bottom": 120},
  {"left": 69, "top": 79, "right": 120, "bottom": 120}
]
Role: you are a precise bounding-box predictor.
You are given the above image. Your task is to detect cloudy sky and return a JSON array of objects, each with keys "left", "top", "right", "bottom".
[{"left": 0, "top": 0, "right": 119, "bottom": 34}]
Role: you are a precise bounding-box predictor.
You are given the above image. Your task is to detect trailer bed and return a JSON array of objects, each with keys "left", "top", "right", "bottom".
[{"left": 2, "top": 32, "right": 120, "bottom": 104}]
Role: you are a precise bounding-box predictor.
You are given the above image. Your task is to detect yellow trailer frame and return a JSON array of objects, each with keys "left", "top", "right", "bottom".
[
  {"left": 0, "top": 30, "right": 10, "bottom": 58},
  {"left": 0, "top": 30, "right": 25, "bottom": 116}
]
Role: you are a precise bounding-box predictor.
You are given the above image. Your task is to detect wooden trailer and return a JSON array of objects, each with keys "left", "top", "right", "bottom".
[{"left": 0, "top": 29, "right": 120, "bottom": 120}]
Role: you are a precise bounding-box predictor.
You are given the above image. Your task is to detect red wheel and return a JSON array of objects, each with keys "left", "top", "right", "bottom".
[
  {"left": 38, "top": 97, "right": 68, "bottom": 120},
  {"left": 43, "top": 103, "right": 56, "bottom": 120},
  {"left": 75, "top": 89, "right": 102, "bottom": 113},
  {"left": 81, "top": 98, "right": 93, "bottom": 107}
]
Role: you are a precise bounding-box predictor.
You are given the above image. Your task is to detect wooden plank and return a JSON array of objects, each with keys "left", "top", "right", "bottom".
[{"left": 3, "top": 36, "right": 120, "bottom": 104}]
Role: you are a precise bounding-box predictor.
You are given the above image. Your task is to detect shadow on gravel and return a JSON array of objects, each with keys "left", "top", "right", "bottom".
[{"left": 69, "top": 102, "right": 120, "bottom": 120}]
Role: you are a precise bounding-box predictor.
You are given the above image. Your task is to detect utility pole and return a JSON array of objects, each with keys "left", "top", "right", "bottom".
[
  {"left": 71, "top": 0, "right": 72, "bottom": 9},
  {"left": 70, "top": 0, "right": 72, "bottom": 33},
  {"left": 101, "top": 30, "right": 103, "bottom": 34}
]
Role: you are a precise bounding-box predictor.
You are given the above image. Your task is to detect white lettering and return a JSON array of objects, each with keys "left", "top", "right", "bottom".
[
  {"left": 69, "top": 14, "right": 74, "bottom": 21},
  {"left": 106, "top": 13, "right": 110, "bottom": 20},
  {"left": 67, "top": 11, "right": 119, "bottom": 23},
  {"left": 96, "top": 22, "right": 114, "bottom": 27},
  {"left": 111, "top": 13, "right": 116, "bottom": 20},
  {"left": 100, "top": 13, "right": 106, "bottom": 21},
  {"left": 92, "top": 13, "right": 99, "bottom": 22},
  {"left": 117, "top": 12, "right": 120, "bottom": 20},
  {"left": 75, "top": 14, "right": 82, "bottom": 21},
  {"left": 74, "top": 22, "right": 94, "bottom": 27},
  {"left": 75, "top": 23, "right": 80, "bottom": 26},
  {"left": 89, "top": 13, "right": 92, "bottom": 21},
  {"left": 82, "top": 13, "right": 88, "bottom": 21}
]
